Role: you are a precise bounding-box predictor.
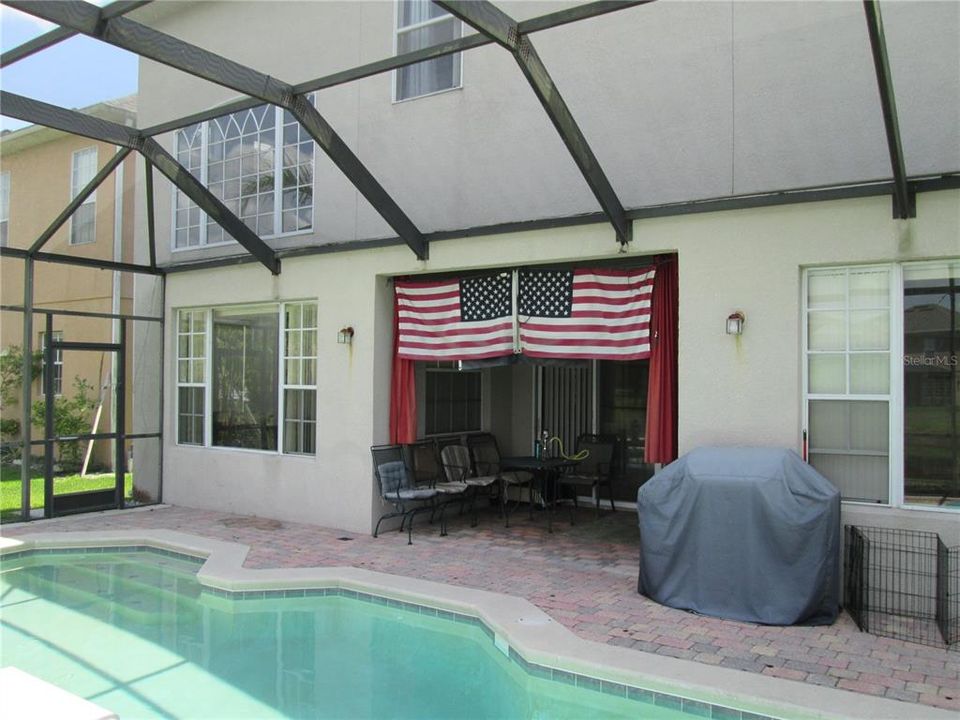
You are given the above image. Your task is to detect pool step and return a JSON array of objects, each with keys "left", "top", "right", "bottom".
[{"left": 5, "top": 561, "right": 202, "bottom": 627}]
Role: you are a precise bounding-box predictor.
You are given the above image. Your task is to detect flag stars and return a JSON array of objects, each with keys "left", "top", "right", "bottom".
[
  {"left": 519, "top": 270, "right": 573, "bottom": 318},
  {"left": 461, "top": 274, "right": 512, "bottom": 322}
]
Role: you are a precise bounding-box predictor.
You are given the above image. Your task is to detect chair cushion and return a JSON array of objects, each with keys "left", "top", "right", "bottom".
[
  {"left": 440, "top": 445, "right": 473, "bottom": 483},
  {"left": 378, "top": 460, "right": 409, "bottom": 495},
  {"left": 393, "top": 488, "right": 438, "bottom": 501},
  {"left": 557, "top": 473, "right": 600, "bottom": 485},
  {"left": 465, "top": 474, "right": 498, "bottom": 487},
  {"left": 502, "top": 471, "right": 532, "bottom": 485},
  {"left": 435, "top": 481, "right": 469, "bottom": 494}
]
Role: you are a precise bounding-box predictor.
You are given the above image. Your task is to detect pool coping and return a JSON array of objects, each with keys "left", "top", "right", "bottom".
[{"left": 1, "top": 530, "right": 951, "bottom": 720}]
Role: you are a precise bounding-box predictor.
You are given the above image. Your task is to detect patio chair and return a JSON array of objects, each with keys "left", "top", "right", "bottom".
[
  {"left": 440, "top": 444, "right": 500, "bottom": 525},
  {"left": 371, "top": 444, "right": 445, "bottom": 544},
  {"left": 465, "top": 433, "right": 533, "bottom": 527},
  {"left": 406, "top": 439, "right": 474, "bottom": 527},
  {"left": 556, "top": 433, "right": 616, "bottom": 523}
]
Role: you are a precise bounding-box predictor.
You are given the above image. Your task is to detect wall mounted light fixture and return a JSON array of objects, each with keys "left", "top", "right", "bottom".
[
  {"left": 337, "top": 326, "right": 355, "bottom": 344},
  {"left": 726, "top": 311, "right": 745, "bottom": 335}
]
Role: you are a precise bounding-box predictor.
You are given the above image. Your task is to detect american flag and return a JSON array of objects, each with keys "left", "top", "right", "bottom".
[
  {"left": 518, "top": 267, "right": 656, "bottom": 360},
  {"left": 395, "top": 273, "right": 516, "bottom": 360}
]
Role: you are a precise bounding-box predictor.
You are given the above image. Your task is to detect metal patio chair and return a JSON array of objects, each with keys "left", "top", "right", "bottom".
[
  {"left": 556, "top": 433, "right": 616, "bottom": 523},
  {"left": 406, "top": 439, "right": 474, "bottom": 527},
  {"left": 371, "top": 444, "right": 445, "bottom": 544},
  {"left": 465, "top": 433, "right": 533, "bottom": 527},
  {"left": 440, "top": 443, "right": 501, "bottom": 526}
]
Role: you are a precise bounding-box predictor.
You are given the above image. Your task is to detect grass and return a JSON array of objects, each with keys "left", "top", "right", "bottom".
[{"left": 0, "top": 463, "right": 133, "bottom": 522}]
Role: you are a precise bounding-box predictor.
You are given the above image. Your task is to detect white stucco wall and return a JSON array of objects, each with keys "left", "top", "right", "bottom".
[
  {"left": 130, "top": 1, "right": 959, "bottom": 533},
  {"left": 131, "top": 1, "right": 960, "bottom": 267}
]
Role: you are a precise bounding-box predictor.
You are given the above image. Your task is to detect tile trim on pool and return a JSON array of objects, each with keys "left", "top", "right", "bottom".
[{"left": 1, "top": 530, "right": 952, "bottom": 720}]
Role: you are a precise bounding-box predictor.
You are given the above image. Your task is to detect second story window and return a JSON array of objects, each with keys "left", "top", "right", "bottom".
[
  {"left": 70, "top": 147, "right": 97, "bottom": 245},
  {"left": 173, "top": 102, "right": 315, "bottom": 249},
  {"left": 395, "top": 0, "right": 462, "bottom": 101},
  {"left": 0, "top": 171, "right": 9, "bottom": 247}
]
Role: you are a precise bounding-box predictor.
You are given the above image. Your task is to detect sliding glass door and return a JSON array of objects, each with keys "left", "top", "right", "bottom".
[{"left": 903, "top": 264, "right": 960, "bottom": 508}]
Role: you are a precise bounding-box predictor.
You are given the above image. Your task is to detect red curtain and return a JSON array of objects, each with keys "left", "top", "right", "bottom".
[
  {"left": 645, "top": 255, "right": 678, "bottom": 464},
  {"left": 389, "top": 294, "right": 417, "bottom": 444}
]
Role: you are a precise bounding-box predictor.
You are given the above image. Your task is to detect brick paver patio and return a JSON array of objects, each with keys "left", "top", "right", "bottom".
[{"left": 3, "top": 504, "right": 957, "bottom": 713}]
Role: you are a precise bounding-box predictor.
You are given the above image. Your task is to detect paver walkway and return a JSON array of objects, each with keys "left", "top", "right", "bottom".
[{"left": 2, "top": 504, "right": 957, "bottom": 713}]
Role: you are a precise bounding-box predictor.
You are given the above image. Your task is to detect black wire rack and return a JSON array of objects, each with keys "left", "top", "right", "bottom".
[{"left": 845, "top": 525, "right": 959, "bottom": 650}]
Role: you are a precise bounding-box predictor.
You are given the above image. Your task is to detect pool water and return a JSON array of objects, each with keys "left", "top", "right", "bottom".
[{"left": 1, "top": 550, "right": 699, "bottom": 719}]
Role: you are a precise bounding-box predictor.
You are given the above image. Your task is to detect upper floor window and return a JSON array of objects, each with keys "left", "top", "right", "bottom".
[
  {"left": 395, "top": 1, "right": 462, "bottom": 101},
  {"left": 70, "top": 147, "right": 97, "bottom": 245},
  {"left": 173, "top": 102, "right": 315, "bottom": 249},
  {"left": 0, "top": 171, "right": 9, "bottom": 247}
]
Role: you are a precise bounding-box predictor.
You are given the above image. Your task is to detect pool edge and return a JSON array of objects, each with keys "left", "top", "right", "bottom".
[{"left": 1, "top": 530, "right": 950, "bottom": 720}]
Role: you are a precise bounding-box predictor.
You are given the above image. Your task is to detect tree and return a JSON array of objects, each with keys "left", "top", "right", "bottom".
[{"left": 0, "top": 345, "right": 42, "bottom": 450}]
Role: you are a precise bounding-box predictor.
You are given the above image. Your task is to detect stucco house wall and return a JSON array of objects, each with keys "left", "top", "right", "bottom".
[{"left": 126, "top": 1, "right": 959, "bottom": 534}]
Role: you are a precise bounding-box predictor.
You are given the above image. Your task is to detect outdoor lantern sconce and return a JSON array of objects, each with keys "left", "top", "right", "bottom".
[
  {"left": 726, "top": 312, "right": 745, "bottom": 335},
  {"left": 337, "top": 326, "right": 355, "bottom": 344}
]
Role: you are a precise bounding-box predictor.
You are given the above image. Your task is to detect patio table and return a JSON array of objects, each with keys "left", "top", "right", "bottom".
[{"left": 500, "top": 456, "right": 578, "bottom": 532}]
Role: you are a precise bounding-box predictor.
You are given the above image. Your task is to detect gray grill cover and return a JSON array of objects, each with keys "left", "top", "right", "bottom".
[{"left": 637, "top": 447, "right": 840, "bottom": 625}]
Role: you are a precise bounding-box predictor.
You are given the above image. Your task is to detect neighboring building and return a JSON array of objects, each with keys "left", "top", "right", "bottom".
[
  {"left": 0, "top": 97, "right": 138, "bottom": 472},
  {"left": 116, "top": 0, "right": 957, "bottom": 538}
]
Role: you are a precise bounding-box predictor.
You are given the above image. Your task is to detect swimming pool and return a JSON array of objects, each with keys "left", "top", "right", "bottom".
[{"left": 0, "top": 547, "right": 753, "bottom": 719}]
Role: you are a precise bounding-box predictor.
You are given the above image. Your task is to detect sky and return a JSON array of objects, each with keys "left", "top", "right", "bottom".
[{"left": 1, "top": 3, "right": 139, "bottom": 132}]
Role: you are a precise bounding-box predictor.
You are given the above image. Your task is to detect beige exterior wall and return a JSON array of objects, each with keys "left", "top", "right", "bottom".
[
  {"left": 0, "top": 128, "right": 137, "bottom": 471},
  {"left": 122, "top": 1, "right": 958, "bottom": 533},
  {"left": 160, "top": 190, "right": 959, "bottom": 534}
]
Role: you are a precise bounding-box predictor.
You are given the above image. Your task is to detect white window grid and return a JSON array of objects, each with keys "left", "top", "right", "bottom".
[
  {"left": 172, "top": 99, "right": 316, "bottom": 251},
  {"left": 393, "top": 0, "right": 463, "bottom": 102},
  {"left": 176, "top": 310, "right": 207, "bottom": 445},
  {"left": 40, "top": 330, "right": 63, "bottom": 396},
  {"left": 803, "top": 266, "right": 893, "bottom": 504},
  {"left": 0, "top": 171, "right": 9, "bottom": 247},
  {"left": 282, "top": 302, "right": 318, "bottom": 455},
  {"left": 70, "top": 147, "right": 98, "bottom": 245},
  {"left": 805, "top": 266, "right": 892, "bottom": 400},
  {"left": 175, "top": 302, "right": 318, "bottom": 456}
]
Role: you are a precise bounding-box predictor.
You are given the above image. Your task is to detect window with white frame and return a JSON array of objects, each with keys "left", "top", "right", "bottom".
[
  {"left": 177, "top": 310, "right": 207, "bottom": 445},
  {"left": 423, "top": 361, "right": 481, "bottom": 435},
  {"left": 175, "top": 302, "right": 318, "bottom": 455},
  {"left": 173, "top": 102, "right": 315, "bottom": 249},
  {"left": 0, "top": 171, "right": 9, "bottom": 247},
  {"left": 395, "top": 1, "right": 462, "bottom": 101},
  {"left": 283, "top": 303, "right": 318, "bottom": 454},
  {"left": 804, "top": 261, "right": 959, "bottom": 510},
  {"left": 70, "top": 147, "right": 97, "bottom": 245},
  {"left": 40, "top": 330, "right": 63, "bottom": 396}
]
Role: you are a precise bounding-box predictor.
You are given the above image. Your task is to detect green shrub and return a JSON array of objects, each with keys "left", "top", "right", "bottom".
[{"left": 31, "top": 377, "right": 97, "bottom": 472}]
